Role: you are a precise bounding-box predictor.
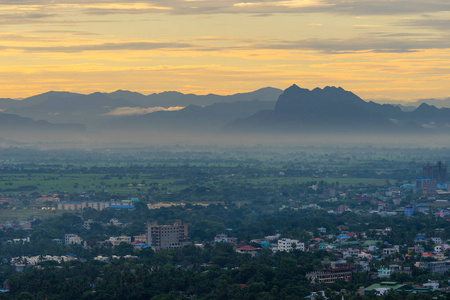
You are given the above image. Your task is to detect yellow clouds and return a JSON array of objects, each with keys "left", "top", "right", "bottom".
[
  {"left": 0, "top": 1, "right": 450, "bottom": 101},
  {"left": 234, "top": 0, "right": 324, "bottom": 8}
]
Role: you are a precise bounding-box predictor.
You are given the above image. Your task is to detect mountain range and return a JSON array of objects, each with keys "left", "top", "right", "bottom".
[{"left": 2, "top": 85, "right": 450, "bottom": 143}]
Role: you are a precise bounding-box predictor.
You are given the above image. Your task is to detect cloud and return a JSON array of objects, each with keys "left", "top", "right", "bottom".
[
  {"left": 2, "top": 0, "right": 450, "bottom": 16},
  {"left": 400, "top": 18, "right": 450, "bottom": 31},
  {"left": 8, "top": 41, "right": 196, "bottom": 53},
  {"left": 0, "top": 12, "right": 56, "bottom": 25},
  {"left": 4, "top": 34, "right": 449, "bottom": 54},
  {"left": 104, "top": 106, "right": 184, "bottom": 116},
  {"left": 245, "top": 36, "right": 450, "bottom": 53}
]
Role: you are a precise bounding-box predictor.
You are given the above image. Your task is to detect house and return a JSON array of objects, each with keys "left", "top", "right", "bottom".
[
  {"left": 376, "top": 266, "right": 398, "bottom": 278},
  {"left": 336, "top": 234, "right": 350, "bottom": 241},
  {"left": 214, "top": 234, "right": 236, "bottom": 244},
  {"left": 423, "top": 280, "right": 439, "bottom": 290},
  {"left": 382, "top": 247, "right": 398, "bottom": 255},
  {"left": 431, "top": 237, "right": 443, "bottom": 244},
  {"left": 65, "top": 234, "right": 82, "bottom": 246},
  {"left": 106, "top": 236, "right": 131, "bottom": 246},
  {"left": 133, "top": 234, "right": 147, "bottom": 244},
  {"left": 235, "top": 245, "right": 261, "bottom": 257},
  {"left": 378, "top": 267, "right": 391, "bottom": 278}
]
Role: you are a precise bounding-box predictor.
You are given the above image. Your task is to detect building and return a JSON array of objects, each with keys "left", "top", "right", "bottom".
[
  {"left": 214, "top": 234, "right": 236, "bottom": 244},
  {"left": 416, "top": 178, "right": 437, "bottom": 193},
  {"left": 133, "top": 234, "right": 147, "bottom": 244},
  {"left": 423, "top": 161, "right": 447, "bottom": 183},
  {"left": 404, "top": 206, "right": 414, "bottom": 217},
  {"left": 382, "top": 247, "right": 399, "bottom": 255},
  {"left": 423, "top": 280, "right": 439, "bottom": 290},
  {"left": 364, "top": 282, "right": 409, "bottom": 296},
  {"left": 306, "top": 261, "right": 354, "bottom": 283},
  {"left": 317, "top": 227, "right": 327, "bottom": 234},
  {"left": 147, "top": 220, "right": 189, "bottom": 251},
  {"left": 431, "top": 237, "right": 443, "bottom": 244},
  {"left": 36, "top": 197, "right": 60, "bottom": 203},
  {"left": 106, "top": 236, "right": 132, "bottom": 246},
  {"left": 306, "top": 268, "right": 352, "bottom": 283},
  {"left": 323, "top": 188, "right": 336, "bottom": 199},
  {"left": 65, "top": 234, "right": 82, "bottom": 246},
  {"left": 428, "top": 261, "right": 450, "bottom": 275},
  {"left": 235, "top": 245, "right": 261, "bottom": 257},
  {"left": 58, "top": 201, "right": 134, "bottom": 211},
  {"left": 275, "top": 238, "right": 305, "bottom": 252}
]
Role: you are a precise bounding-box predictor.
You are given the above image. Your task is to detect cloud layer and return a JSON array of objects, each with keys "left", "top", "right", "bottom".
[{"left": 104, "top": 106, "right": 184, "bottom": 116}]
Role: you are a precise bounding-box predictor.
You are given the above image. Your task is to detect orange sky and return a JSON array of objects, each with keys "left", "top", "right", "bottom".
[{"left": 1, "top": 1, "right": 450, "bottom": 101}]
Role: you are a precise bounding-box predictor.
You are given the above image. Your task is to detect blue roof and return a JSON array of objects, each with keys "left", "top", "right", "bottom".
[
  {"left": 337, "top": 234, "right": 350, "bottom": 239},
  {"left": 106, "top": 205, "right": 135, "bottom": 209}
]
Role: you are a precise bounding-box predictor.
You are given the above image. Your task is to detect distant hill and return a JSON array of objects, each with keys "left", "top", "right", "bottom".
[
  {"left": 102, "top": 99, "right": 276, "bottom": 133},
  {"left": 225, "top": 85, "right": 450, "bottom": 135},
  {"left": 5, "top": 92, "right": 134, "bottom": 125},
  {"left": 3, "top": 85, "right": 450, "bottom": 142},
  {"left": 108, "top": 87, "right": 282, "bottom": 107},
  {"left": 375, "top": 97, "right": 450, "bottom": 109},
  {"left": 0, "top": 112, "right": 85, "bottom": 142},
  {"left": 412, "top": 97, "right": 450, "bottom": 109},
  {"left": 2, "top": 87, "right": 283, "bottom": 126}
]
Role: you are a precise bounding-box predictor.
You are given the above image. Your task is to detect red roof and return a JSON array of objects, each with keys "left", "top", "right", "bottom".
[
  {"left": 422, "top": 252, "right": 436, "bottom": 257},
  {"left": 237, "top": 245, "right": 261, "bottom": 251}
]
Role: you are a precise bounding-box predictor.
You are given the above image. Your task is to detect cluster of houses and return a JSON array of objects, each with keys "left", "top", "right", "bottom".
[
  {"left": 215, "top": 224, "right": 450, "bottom": 287},
  {"left": 0, "top": 221, "right": 31, "bottom": 231}
]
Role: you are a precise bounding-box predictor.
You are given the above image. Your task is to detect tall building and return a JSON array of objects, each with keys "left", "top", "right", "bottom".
[
  {"left": 423, "top": 161, "right": 447, "bottom": 183},
  {"left": 416, "top": 178, "right": 437, "bottom": 193},
  {"left": 147, "top": 220, "right": 189, "bottom": 251}
]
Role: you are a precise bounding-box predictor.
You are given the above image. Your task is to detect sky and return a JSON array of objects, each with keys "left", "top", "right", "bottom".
[{"left": 0, "top": 0, "right": 449, "bottom": 101}]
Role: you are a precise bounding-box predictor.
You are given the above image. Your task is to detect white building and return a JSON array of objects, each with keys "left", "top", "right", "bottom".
[
  {"left": 382, "top": 247, "right": 398, "bottom": 255},
  {"left": 275, "top": 238, "right": 305, "bottom": 252},
  {"left": 106, "top": 236, "right": 132, "bottom": 246},
  {"left": 432, "top": 237, "right": 443, "bottom": 245},
  {"left": 65, "top": 234, "right": 82, "bottom": 246}
]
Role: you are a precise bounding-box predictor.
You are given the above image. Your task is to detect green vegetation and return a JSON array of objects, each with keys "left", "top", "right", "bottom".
[{"left": 1, "top": 145, "right": 450, "bottom": 299}]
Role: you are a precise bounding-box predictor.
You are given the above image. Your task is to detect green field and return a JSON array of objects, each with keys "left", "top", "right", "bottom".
[
  {"left": 0, "top": 207, "right": 79, "bottom": 222},
  {"left": 230, "top": 176, "right": 388, "bottom": 186},
  {"left": 0, "top": 173, "right": 189, "bottom": 194}
]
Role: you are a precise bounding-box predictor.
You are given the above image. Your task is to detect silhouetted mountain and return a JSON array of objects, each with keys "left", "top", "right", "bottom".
[
  {"left": 6, "top": 92, "right": 133, "bottom": 125},
  {"left": 0, "top": 112, "right": 85, "bottom": 142},
  {"left": 103, "top": 99, "right": 276, "bottom": 133},
  {"left": 379, "top": 97, "right": 450, "bottom": 109},
  {"left": 3, "top": 85, "right": 450, "bottom": 141},
  {"left": 412, "top": 97, "right": 450, "bottom": 108},
  {"left": 225, "top": 85, "right": 450, "bottom": 135},
  {"left": 107, "top": 87, "right": 282, "bottom": 107},
  {"left": 2, "top": 87, "right": 282, "bottom": 126},
  {"left": 0, "top": 98, "right": 21, "bottom": 110}
]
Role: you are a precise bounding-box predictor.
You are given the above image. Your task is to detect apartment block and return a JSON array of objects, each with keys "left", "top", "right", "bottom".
[{"left": 147, "top": 220, "right": 189, "bottom": 251}]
